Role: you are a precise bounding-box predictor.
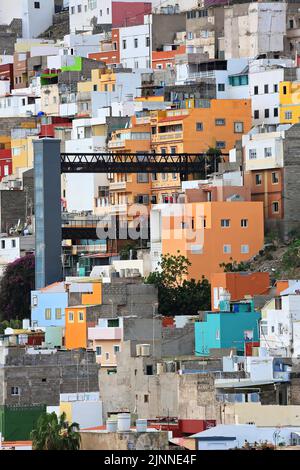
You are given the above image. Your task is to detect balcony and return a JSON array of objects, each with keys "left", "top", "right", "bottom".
[
  {"left": 63, "top": 245, "right": 106, "bottom": 255},
  {"left": 88, "top": 327, "right": 122, "bottom": 341},
  {"left": 152, "top": 131, "right": 183, "bottom": 142},
  {"left": 109, "top": 181, "right": 127, "bottom": 191},
  {"left": 108, "top": 139, "right": 125, "bottom": 149},
  {"left": 136, "top": 116, "right": 151, "bottom": 125}
]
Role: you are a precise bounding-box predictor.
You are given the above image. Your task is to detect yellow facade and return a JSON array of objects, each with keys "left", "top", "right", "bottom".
[
  {"left": 12, "top": 135, "right": 36, "bottom": 174},
  {"left": 0, "top": 135, "right": 11, "bottom": 150},
  {"left": 77, "top": 69, "right": 116, "bottom": 93},
  {"left": 279, "top": 81, "right": 300, "bottom": 124}
]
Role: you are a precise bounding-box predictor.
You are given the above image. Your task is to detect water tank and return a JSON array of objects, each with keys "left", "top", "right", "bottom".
[
  {"left": 140, "top": 344, "right": 151, "bottom": 357},
  {"left": 136, "top": 344, "right": 142, "bottom": 356},
  {"left": 23, "top": 319, "right": 30, "bottom": 330},
  {"left": 136, "top": 419, "right": 147, "bottom": 433},
  {"left": 117, "top": 413, "right": 131, "bottom": 432},
  {"left": 107, "top": 417, "right": 118, "bottom": 433}
]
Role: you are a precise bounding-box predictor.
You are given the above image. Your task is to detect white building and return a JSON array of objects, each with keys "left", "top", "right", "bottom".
[
  {"left": 0, "top": 94, "right": 40, "bottom": 118},
  {"left": 69, "top": 0, "right": 112, "bottom": 33},
  {"left": 242, "top": 126, "right": 290, "bottom": 172},
  {"left": 260, "top": 282, "right": 300, "bottom": 357},
  {"left": 224, "top": 2, "right": 287, "bottom": 59},
  {"left": 192, "top": 424, "right": 300, "bottom": 450},
  {"left": 249, "top": 59, "right": 296, "bottom": 126},
  {"left": 119, "top": 18, "right": 152, "bottom": 69},
  {"left": 0, "top": 0, "right": 55, "bottom": 38},
  {"left": 0, "top": 236, "right": 35, "bottom": 277}
]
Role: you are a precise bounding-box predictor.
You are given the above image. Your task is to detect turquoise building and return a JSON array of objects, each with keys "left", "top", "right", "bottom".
[{"left": 195, "top": 300, "right": 261, "bottom": 356}]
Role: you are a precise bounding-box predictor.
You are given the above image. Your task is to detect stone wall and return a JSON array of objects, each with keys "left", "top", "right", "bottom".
[{"left": 80, "top": 430, "right": 169, "bottom": 450}]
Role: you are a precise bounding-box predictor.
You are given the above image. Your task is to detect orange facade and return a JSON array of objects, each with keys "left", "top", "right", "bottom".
[
  {"left": 152, "top": 45, "right": 186, "bottom": 70},
  {"left": 244, "top": 169, "right": 283, "bottom": 220},
  {"left": 210, "top": 272, "right": 270, "bottom": 311},
  {"left": 160, "top": 201, "right": 264, "bottom": 282},
  {"left": 65, "top": 306, "right": 88, "bottom": 350},
  {"left": 88, "top": 29, "right": 120, "bottom": 65}
]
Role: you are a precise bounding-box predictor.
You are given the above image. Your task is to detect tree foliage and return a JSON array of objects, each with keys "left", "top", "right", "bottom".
[
  {"left": 219, "top": 258, "right": 251, "bottom": 273},
  {"left": 0, "top": 254, "right": 35, "bottom": 321},
  {"left": 31, "top": 412, "right": 81, "bottom": 451},
  {"left": 145, "top": 252, "right": 211, "bottom": 315}
]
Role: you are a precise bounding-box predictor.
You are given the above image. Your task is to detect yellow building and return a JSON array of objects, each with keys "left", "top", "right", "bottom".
[
  {"left": 77, "top": 69, "right": 116, "bottom": 93},
  {"left": 11, "top": 134, "right": 38, "bottom": 174},
  {"left": 279, "top": 81, "right": 300, "bottom": 124}
]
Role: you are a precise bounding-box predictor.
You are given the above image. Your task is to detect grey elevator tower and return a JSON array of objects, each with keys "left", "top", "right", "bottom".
[{"left": 34, "top": 139, "right": 62, "bottom": 289}]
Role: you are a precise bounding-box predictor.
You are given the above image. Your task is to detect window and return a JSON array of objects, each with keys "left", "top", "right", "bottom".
[
  {"left": 260, "top": 320, "right": 268, "bottom": 336},
  {"left": 11, "top": 387, "right": 20, "bottom": 396},
  {"left": 285, "top": 111, "right": 292, "bottom": 120},
  {"left": 289, "top": 19, "right": 294, "bottom": 28},
  {"left": 122, "top": 40, "right": 127, "bottom": 49},
  {"left": 78, "top": 4, "right": 82, "bottom": 12},
  {"left": 105, "top": 352, "right": 110, "bottom": 360},
  {"left": 264, "top": 109, "right": 269, "bottom": 118},
  {"left": 216, "top": 329, "right": 220, "bottom": 340},
  {"left": 249, "top": 149, "right": 257, "bottom": 159},
  {"left": 1, "top": 240, "right": 5, "bottom": 249},
  {"left": 45, "top": 309, "right": 51, "bottom": 320},
  {"left": 215, "top": 118, "right": 225, "bottom": 126},
  {"left": 255, "top": 174, "right": 262, "bottom": 185},
  {"left": 170, "top": 147, "right": 176, "bottom": 155},
  {"left": 216, "top": 141, "right": 225, "bottom": 149},
  {"left": 272, "top": 202, "right": 279, "bottom": 213},
  {"left": 271, "top": 326, "right": 275, "bottom": 333},
  {"left": 234, "top": 122, "right": 244, "bottom": 133},
  {"left": 114, "top": 345, "right": 120, "bottom": 355},
  {"left": 93, "top": 84, "right": 97, "bottom": 91},
  {"left": 99, "top": 9, "right": 102, "bottom": 16},
  {"left": 34, "top": 1, "right": 40, "bottom": 8},
  {"left": 221, "top": 219, "right": 230, "bottom": 228},
  {"left": 223, "top": 245, "right": 231, "bottom": 254},
  {"left": 283, "top": 86, "right": 287, "bottom": 95},
  {"left": 32, "top": 296, "right": 38, "bottom": 307},
  {"left": 144, "top": 394, "right": 149, "bottom": 403},
  {"left": 278, "top": 323, "right": 284, "bottom": 335},
  {"left": 272, "top": 172, "right": 279, "bottom": 184},
  {"left": 96, "top": 347, "right": 102, "bottom": 356},
  {"left": 274, "top": 108, "right": 278, "bottom": 117},
  {"left": 241, "top": 245, "right": 249, "bottom": 254},
  {"left": 108, "top": 319, "right": 119, "bottom": 328},
  {"left": 196, "top": 122, "right": 203, "bottom": 131},
  {"left": 146, "top": 365, "right": 153, "bottom": 375},
  {"left": 146, "top": 36, "right": 150, "bottom": 47},
  {"left": 218, "top": 83, "right": 225, "bottom": 92},
  {"left": 190, "top": 245, "right": 203, "bottom": 254},
  {"left": 264, "top": 147, "right": 272, "bottom": 157},
  {"left": 78, "top": 311, "right": 84, "bottom": 322},
  {"left": 254, "top": 86, "right": 258, "bottom": 95},
  {"left": 55, "top": 308, "right": 62, "bottom": 320},
  {"left": 264, "top": 84, "right": 269, "bottom": 94},
  {"left": 274, "top": 84, "right": 278, "bottom": 93},
  {"left": 68, "top": 311, "right": 74, "bottom": 322},
  {"left": 254, "top": 110, "right": 259, "bottom": 119},
  {"left": 134, "top": 38, "right": 138, "bottom": 48}
]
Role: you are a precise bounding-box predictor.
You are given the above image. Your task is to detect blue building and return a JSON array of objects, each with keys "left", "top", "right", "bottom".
[
  {"left": 195, "top": 300, "right": 261, "bottom": 356},
  {"left": 31, "top": 282, "right": 68, "bottom": 328}
]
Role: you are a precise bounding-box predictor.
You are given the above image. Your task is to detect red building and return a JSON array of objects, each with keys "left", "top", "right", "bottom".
[
  {"left": 112, "top": 2, "right": 152, "bottom": 27},
  {"left": 0, "top": 149, "right": 12, "bottom": 181},
  {"left": 0, "top": 63, "right": 14, "bottom": 90}
]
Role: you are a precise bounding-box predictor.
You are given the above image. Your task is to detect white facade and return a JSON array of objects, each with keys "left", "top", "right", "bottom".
[
  {"left": 0, "top": 237, "right": 21, "bottom": 276},
  {"left": 260, "top": 287, "right": 300, "bottom": 357},
  {"left": 62, "top": 33, "right": 106, "bottom": 57},
  {"left": 193, "top": 424, "right": 300, "bottom": 450},
  {"left": 119, "top": 20, "right": 152, "bottom": 69},
  {"left": 0, "top": 94, "right": 40, "bottom": 117},
  {"left": 242, "top": 129, "right": 287, "bottom": 172},
  {"left": 0, "top": 0, "right": 55, "bottom": 38},
  {"left": 224, "top": 2, "right": 287, "bottom": 59},
  {"left": 249, "top": 68, "right": 284, "bottom": 126},
  {"left": 69, "top": 0, "right": 112, "bottom": 33}
]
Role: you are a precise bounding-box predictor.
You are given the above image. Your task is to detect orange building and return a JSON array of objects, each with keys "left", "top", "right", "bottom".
[
  {"left": 150, "top": 99, "right": 252, "bottom": 203},
  {"left": 65, "top": 281, "right": 102, "bottom": 350},
  {"left": 152, "top": 45, "right": 186, "bottom": 70},
  {"left": 210, "top": 272, "right": 270, "bottom": 311},
  {"left": 244, "top": 169, "right": 283, "bottom": 221},
  {"left": 154, "top": 200, "right": 264, "bottom": 282},
  {"left": 88, "top": 29, "right": 120, "bottom": 66}
]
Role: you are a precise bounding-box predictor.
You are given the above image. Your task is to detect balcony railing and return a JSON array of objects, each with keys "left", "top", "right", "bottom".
[
  {"left": 109, "top": 181, "right": 127, "bottom": 191},
  {"left": 108, "top": 140, "right": 125, "bottom": 149},
  {"left": 152, "top": 131, "right": 183, "bottom": 142}
]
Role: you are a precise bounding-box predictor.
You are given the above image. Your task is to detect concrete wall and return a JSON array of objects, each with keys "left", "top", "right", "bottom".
[
  {"left": 80, "top": 430, "right": 169, "bottom": 450},
  {"left": 283, "top": 124, "right": 300, "bottom": 239}
]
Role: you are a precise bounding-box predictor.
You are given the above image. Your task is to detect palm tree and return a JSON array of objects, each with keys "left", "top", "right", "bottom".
[{"left": 31, "top": 412, "right": 81, "bottom": 450}]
